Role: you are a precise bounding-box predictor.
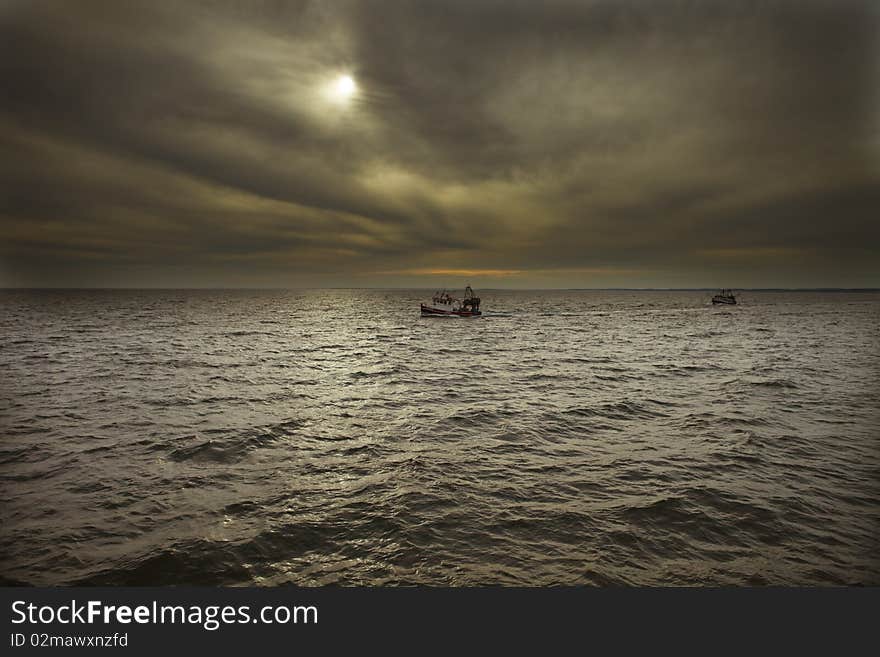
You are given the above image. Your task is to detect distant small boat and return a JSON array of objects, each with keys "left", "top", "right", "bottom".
[
  {"left": 712, "top": 289, "right": 737, "bottom": 305},
  {"left": 420, "top": 286, "right": 482, "bottom": 317}
]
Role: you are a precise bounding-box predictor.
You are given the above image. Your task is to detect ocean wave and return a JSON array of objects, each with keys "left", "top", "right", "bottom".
[
  {"left": 167, "top": 419, "right": 305, "bottom": 464},
  {"left": 2, "top": 288, "right": 878, "bottom": 586}
]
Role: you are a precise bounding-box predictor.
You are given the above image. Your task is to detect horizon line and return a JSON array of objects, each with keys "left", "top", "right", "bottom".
[{"left": 2, "top": 286, "right": 878, "bottom": 292}]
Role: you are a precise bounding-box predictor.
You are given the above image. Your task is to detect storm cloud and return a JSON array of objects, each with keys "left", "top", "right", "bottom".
[{"left": 1, "top": 0, "right": 878, "bottom": 287}]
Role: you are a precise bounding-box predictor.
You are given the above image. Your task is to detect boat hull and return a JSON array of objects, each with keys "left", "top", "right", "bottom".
[
  {"left": 420, "top": 304, "right": 481, "bottom": 317},
  {"left": 712, "top": 297, "right": 736, "bottom": 305}
]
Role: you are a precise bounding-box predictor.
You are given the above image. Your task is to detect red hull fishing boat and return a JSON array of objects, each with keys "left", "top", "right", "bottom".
[{"left": 420, "top": 286, "right": 482, "bottom": 317}]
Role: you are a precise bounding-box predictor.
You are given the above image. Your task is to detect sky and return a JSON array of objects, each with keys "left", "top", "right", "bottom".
[{"left": 1, "top": 0, "right": 878, "bottom": 288}]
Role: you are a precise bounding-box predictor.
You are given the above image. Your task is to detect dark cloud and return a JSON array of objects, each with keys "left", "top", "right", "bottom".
[{"left": 0, "top": 0, "right": 877, "bottom": 288}]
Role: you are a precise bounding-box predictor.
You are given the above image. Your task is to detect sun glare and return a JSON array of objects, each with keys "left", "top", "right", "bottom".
[{"left": 330, "top": 74, "right": 357, "bottom": 102}]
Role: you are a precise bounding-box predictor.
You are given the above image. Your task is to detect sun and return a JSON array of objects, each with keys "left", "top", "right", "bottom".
[
  {"left": 336, "top": 75, "right": 356, "bottom": 96},
  {"left": 329, "top": 74, "right": 357, "bottom": 102}
]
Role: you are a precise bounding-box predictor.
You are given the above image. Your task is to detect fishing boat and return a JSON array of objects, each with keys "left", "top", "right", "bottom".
[
  {"left": 420, "top": 286, "right": 482, "bottom": 317},
  {"left": 712, "top": 289, "right": 737, "bottom": 305}
]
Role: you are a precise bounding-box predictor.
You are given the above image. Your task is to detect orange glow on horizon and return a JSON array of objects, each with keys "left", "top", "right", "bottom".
[{"left": 377, "top": 268, "right": 525, "bottom": 277}]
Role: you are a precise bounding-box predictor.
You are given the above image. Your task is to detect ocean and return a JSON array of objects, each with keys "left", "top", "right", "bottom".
[{"left": 1, "top": 289, "right": 878, "bottom": 586}]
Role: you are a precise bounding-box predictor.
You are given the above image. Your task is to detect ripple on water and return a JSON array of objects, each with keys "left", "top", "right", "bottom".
[{"left": 1, "top": 289, "right": 878, "bottom": 586}]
